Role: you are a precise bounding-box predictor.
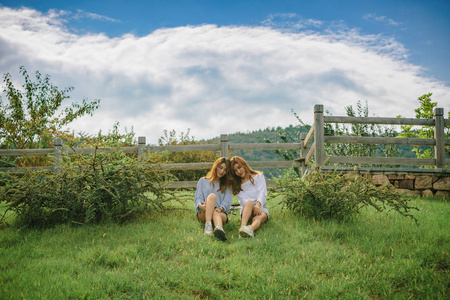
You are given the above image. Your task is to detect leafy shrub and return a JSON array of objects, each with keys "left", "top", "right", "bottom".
[
  {"left": 0, "top": 149, "right": 175, "bottom": 228},
  {"left": 272, "top": 168, "right": 418, "bottom": 223}
]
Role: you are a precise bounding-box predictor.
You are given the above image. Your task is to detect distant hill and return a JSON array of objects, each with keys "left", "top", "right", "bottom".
[{"left": 203, "top": 124, "right": 309, "bottom": 161}]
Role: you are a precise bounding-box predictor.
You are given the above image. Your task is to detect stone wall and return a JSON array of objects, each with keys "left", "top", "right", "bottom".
[{"left": 369, "top": 173, "right": 450, "bottom": 198}]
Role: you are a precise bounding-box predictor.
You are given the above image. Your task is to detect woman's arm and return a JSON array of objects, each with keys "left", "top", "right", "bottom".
[
  {"left": 236, "top": 190, "right": 250, "bottom": 207},
  {"left": 255, "top": 174, "right": 267, "bottom": 207},
  {"left": 194, "top": 178, "right": 207, "bottom": 212}
]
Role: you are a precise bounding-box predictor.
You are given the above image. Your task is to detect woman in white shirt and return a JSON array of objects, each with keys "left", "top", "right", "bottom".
[
  {"left": 195, "top": 157, "right": 232, "bottom": 241},
  {"left": 229, "top": 156, "right": 269, "bottom": 238}
]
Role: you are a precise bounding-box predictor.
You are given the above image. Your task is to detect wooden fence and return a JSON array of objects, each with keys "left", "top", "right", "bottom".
[
  {"left": 1, "top": 104, "right": 449, "bottom": 189},
  {"left": 0, "top": 134, "right": 302, "bottom": 188},
  {"left": 299, "top": 104, "right": 450, "bottom": 176}
]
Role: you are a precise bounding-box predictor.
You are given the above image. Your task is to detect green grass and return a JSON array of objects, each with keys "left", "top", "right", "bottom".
[{"left": 1, "top": 194, "right": 448, "bottom": 299}]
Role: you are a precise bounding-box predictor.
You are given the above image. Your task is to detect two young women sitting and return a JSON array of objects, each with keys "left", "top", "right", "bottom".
[{"left": 195, "top": 156, "right": 269, "bottom": 241}]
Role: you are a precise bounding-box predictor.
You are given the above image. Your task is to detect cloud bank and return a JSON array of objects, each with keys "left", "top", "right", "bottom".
[{"left": 0, "top": 6, "right": 449, "bottom": 143}]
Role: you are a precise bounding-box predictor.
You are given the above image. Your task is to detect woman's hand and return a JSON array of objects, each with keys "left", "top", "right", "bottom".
[
  {"left": 199, "top": 203, "right": 206, "bottom": 210},
  {"left": 214, "top": 207, "right": 223, "bottom": 213},
  {"left": 253, "top": 205, "right": 262, "bottom": 216}
]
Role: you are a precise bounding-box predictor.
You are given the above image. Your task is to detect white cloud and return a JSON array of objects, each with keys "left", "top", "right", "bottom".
[
  {"left": 0, "top": 6, "right": 449, "bottom": 144},
  {"left": 262, "top": 13, "right": 324, "bottom": 31},
  {"left": 363, "top": 13, "right": 402, "bottom": 26},
  {"left": 73, "top": 9, "right": 120, "bottom": 22}
]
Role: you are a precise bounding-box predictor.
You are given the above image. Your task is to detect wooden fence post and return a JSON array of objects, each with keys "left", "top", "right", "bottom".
[
  {"left": 314, "top": 104, "right": 325, "bottom": 168},
  {"left": 220, "top": 134, "right": 229, "bottom": 158},
  {"left": 53, "top": 138, "right": 62, "bottom": 174},
  {"left": 138, "top": 136, "right": 146, "bottom": 159},
  {"left": 434, "top": 107, "right": 445, "bottom": 169},
  {"left": 300, "top": 132, "right": 307, "bottom": 175}
]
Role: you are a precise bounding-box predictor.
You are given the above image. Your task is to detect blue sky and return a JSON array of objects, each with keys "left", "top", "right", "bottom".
[{"left": 0, "top": 0, "right": 449, "bottom": 143}]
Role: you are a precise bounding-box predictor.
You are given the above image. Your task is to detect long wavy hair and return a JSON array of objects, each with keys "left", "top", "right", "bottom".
[
  {"left": 204, "top": 157, "right": 230, "bottom": 193},
  {"left": 228, "top": 156, "right": 262, "bottom": 195}
]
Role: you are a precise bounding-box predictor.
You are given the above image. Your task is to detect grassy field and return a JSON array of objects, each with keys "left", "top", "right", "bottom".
[{"left": 0, "top": 194, "right": 448, "bottom": 299}]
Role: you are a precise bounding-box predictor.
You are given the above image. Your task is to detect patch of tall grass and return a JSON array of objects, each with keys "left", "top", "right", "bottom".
[{"left": 0, "top": 196, "right": 448, "bottom": 299}]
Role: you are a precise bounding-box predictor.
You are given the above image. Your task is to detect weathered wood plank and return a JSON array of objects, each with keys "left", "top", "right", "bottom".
[
  {"left": 320, "top": 166, "right": 450, "bottom": 175},
  {"left": 0, "top": 166, "right": 53, "bottom": 172},
  {"left": 167, "top": 179, "right": 276, "bottom": 189},
  {"left": 229, "top": 143, "right": 300, "bottom": 151},
  {"left": 158, "top": 162, "right": 214, "bottom": 170},
  {"left": 0, "top": 146, "right": 139, "bottom": 157},
  {"left": 0, "top": 149, "right": 53, "bottom": 156},
  {"left": 326, "top": 156, "right": 435, "bottom": 166},
  {"left": 324, "top": 116, "right": 435, "bottom": 126},
  {"left": 324, "top": 136, "right": 435, "bottom": 146},
  {"left": 72, "top": 147, "right": 138, "bottom": 154},
  {"left": 220, "top": 134, "right": 229, "bottom": 158},
  {"left": 138, "top": 137, "right": 146, "bottom": 158},
  {"left": 146, "top": 144, "right": 220, "bottom": 152},
  {"left": 158, "top": 160, "right": 301, "bottom": 171},
  {"left": 314, "top": 105, "right": 325, "bottom": 167},
  {"left": 53, "top": 138, "right": 63, "bottom": 174},
  {"left": 300, "top": 132, "right": 307, "bottom": 175},
  {"left": 167, "top": 181, "right": 198, "bottom": 188},
  {"left": 304, "top": 126, "right": 315, "bottom": 147},
  {"left": 434, "top": 108, "right": 445, "bottom": 169},
  {"left": 305, "top": 142, "right": 315, "bottom": 164},
  {"left": 245, "top": 161, "right": 301, "bottom": 168}
]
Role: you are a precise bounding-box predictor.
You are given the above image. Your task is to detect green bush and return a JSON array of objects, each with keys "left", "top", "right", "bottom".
[
  {"left": 0, "top": 149, "right": 175, "bottom": 228},
  {"left": 272, "top": 168, "right": 418, "bottom": 222}
]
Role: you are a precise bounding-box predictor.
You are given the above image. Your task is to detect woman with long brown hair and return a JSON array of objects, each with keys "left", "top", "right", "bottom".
[
  {"left": 195, "top": 157, "right": 232, "bottom": 241},
  {"left": 228, "top": 156, "right": 269, "bottom": 238}
]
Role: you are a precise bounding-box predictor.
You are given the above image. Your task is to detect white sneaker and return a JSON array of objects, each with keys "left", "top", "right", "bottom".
[
  {"left": 239, "top": 226, "right": 254, "bottom": 238},
  {"left": 213, "top": 226, "right": 227, "bottom": 241},
  {"left": 204, "top": 222, "right": 213, "bottom": 236}
]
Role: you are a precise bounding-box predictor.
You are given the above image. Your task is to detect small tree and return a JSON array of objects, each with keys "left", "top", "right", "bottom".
[
  {"left": 0, "top": 66, "right": 100, "bottom": 166},
  {"left": 397, "top": 93, "right": 450, "bottom": 164}
]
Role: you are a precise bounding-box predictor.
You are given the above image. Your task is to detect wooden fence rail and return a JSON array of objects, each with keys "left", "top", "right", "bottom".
[{"left": 1, "top": 105, "right": 449, "bottom": 188}]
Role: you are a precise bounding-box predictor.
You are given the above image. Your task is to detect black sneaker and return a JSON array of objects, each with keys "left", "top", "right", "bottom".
[{"left": 213, "top": 226, "right": 227, "bottom": 241}]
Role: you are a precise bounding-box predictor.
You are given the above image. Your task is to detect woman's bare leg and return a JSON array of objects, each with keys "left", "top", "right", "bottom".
[
  {"left": 241, "top": 201, "right": 254, "bottom": 227},
  {"left": 197, "top": 193, "right": 217, "bottom": 223},
  {"left": 250, "top": 213, "right": 268, "bottom": 232},
  {"left": 212, "top": 210, "right": 227, "bottom": 228},
  {"left": 213, "top": 211, "right": 228, "bottom": 241},
  {"left": 205, "top": 193, "right": 217, "bottom": 223}
]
